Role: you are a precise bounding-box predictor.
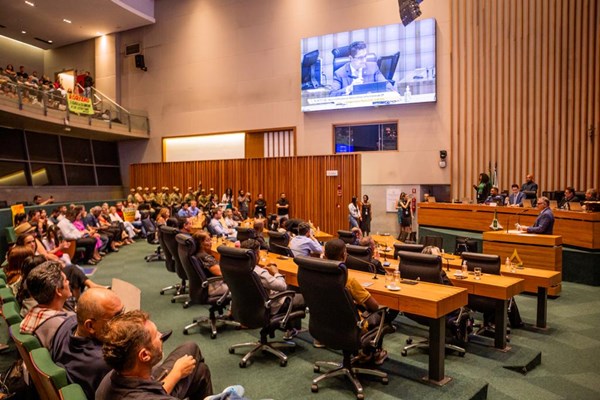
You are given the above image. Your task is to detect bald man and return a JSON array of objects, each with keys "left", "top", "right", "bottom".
[{"left": 51, "top": 288, "right": 124, "bottom": 399}]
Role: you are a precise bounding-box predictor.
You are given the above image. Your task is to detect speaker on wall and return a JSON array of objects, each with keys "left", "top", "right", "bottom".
[{"left": 135, "top": 54, "right": 147, "bottom": 71}]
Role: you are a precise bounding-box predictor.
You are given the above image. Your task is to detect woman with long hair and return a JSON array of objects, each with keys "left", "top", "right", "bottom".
[
  {"left": 473, "top": 173, "right": 492, "bottom": 204},
  {"left": 396, "top": 192, "right": 412, "bottom": 234},
  {"left": 360, "top": 194, "right": 372, "bottom": 235},
  {"left": 348, "top": 196, "right": 361, "bottom": 230}
]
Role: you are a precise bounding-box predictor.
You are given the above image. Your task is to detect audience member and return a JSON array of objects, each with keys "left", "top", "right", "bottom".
[
  {"left": 254, "top": 194, "right": 267, "bottom": 218},
  {"left": 96, "top": 310, "right": 213, "bottom": 399},
  {"left": 289, "top": 222, "right": 323, "bottom": 257},
  {"left": 276, "top": 193, "right": 289, "bottom": 219},
  {"left": 348, "top": 196, "right": 361, "bottom": 230},
  {"left": 57, "top": 209, "right": 98, "bottom": 265},
  {"left": 20, "top": 262, "right": 74, "bottom": 348},
  {"left": 237, "top": 190, "right": 250, "bottom": 219}
]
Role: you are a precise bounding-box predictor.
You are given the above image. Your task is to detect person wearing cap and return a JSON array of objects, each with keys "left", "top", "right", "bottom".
[
  {"left": 183, "top": 187, "right": 195, "bottom": 204},
  {"left": 289, "top": 222, "right": 323, "bottom": 257},
  {"left": 160, "top": 187, "right": 171, "bottom": 208},
  {"left": 96, "top": 310, "right": 213, "bottom": 400},
  {"left": 134, "top": 187, "right": 145, "bottom": 204},
  {"left": 127, "top": 188, "right": 136, "bottom": 204},
  {"left": 150, "top": 187, "right": 161, "bottom": 207},
  {"left": 143, "top": 187, "right": 154, "bottom": 204},
  {"left": 197, "top": 189, "right": 210, "bottom": 211},
  {"left": 169, "top": 187, "right": 182, "bottom": 211}
]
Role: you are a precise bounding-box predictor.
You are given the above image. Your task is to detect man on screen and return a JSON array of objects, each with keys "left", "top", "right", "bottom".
[{"left": 329, "top": 41, "right": 396, "bottom": 96}]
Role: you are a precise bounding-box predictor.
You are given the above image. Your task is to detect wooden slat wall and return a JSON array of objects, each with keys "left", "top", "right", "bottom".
[
  {"left": 451, "top": 0, "right": 600, "bottom": 200},
  {"left": 129, "top": 155, "right": 361, "bottom": 234}
]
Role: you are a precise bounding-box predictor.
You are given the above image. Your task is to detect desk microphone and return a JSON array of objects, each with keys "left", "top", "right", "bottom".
[
  {"left": 442, "top": 256, "right": 451, "bottom": 272},
  {"left": 507, "top": 207, "right": 531, "bottom": 233}
]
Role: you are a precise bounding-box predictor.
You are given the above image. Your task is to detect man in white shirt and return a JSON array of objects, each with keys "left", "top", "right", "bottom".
[
  {"left": 56, "top": 210, "right": 97, "bottom": 264},
  {"left": 289, "top": 222, "right": 323, "bottom": 258}
]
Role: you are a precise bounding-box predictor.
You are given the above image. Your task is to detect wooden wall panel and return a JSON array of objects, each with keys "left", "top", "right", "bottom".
[
  {"left": 129, "top": 155, "right": 361, "bottom": 234},
  {"left": 451, "top": 0, "right": 600, "bottom": 200}
]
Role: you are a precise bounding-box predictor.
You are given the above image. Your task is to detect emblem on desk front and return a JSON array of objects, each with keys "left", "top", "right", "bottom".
[
  {"left": 509, "top": 249, "right": 524, "bottom": 268},
  {"left": 489, "top": 209, "right": 503, "bottom": 231}
]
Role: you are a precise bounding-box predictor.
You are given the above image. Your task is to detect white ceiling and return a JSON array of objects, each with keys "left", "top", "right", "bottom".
[{"left": 0, "top": 0, "right": 155, "bottom": 50}]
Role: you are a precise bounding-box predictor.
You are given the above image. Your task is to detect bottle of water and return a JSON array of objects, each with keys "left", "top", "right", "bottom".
[
  {"left": 461, "top": 260, "right": 468, "bottom": 276},
  {"left": 505, "top": 257, "right": 511, "bottom": 270}
]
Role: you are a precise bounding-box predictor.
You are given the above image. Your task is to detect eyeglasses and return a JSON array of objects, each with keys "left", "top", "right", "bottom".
[{"left": 351, "top": 55, "right": 367, "bottom": 60}]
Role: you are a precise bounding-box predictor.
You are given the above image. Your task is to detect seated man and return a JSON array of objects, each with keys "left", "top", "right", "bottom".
[
  {"left": 240, "top": 239, "right": 304, "bottom": 334},
  {"left": 505, "top": 183, "right": 526, "bottom": 207},
  {"left": 51, "top": 288, "right": 124, "bottom": 399},
  {"left": 329, "top": 41, "right": 395, "bottom": 96},
  {"left": 289, "top": 222, "right": 323, "bottom": 257},
  {"left": 178, "top": 202, "right": 193, "bottom": 218},
  {"left": 358, "top": 236, "right": 386, "bottom": 274},
  {"left": 559, "top": 186, "right": 580, "bottom": 210},
  {"left": 252, "top": 220, "right": 268, "bottom": 250},
  {"left": 96, "top": 310, "right": 213, "bottom": 399},
  {"left": 57, "top": 209, "right": 98, "bottom": 264},
  {"left": 323, "top": 239, "right": 391, "bottom": 363},
  {"left": 208, "top": 209, "right": 236, "bottom": 239},
  {"left": 20, "top": 262, "right": 74, "bottom": 348},
  {"left": 484, "top": 186, "right": 504, "bottom": 205}
]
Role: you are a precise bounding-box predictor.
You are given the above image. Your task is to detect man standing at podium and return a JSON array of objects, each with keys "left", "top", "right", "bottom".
[{"left": 518, "top": 196, "right": 554, "bottom": 234}]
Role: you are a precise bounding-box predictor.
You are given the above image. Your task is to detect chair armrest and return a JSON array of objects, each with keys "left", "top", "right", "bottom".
[
  {"left": 202, "top": 277, "right": 230, "bottom": 305},
  {"left": 362, "top": 307, "right": 390, "bottom": 348},
  {"left": 266, "top": 290, "right": 297, "bottom": 329}
]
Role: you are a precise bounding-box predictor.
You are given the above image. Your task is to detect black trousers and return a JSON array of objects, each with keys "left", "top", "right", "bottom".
[
  {"left": 75, "top": 237, "right": 97, "bottom": 262},
  {"left": 152, "top": 341, "right": 213, "bottom": 399}
]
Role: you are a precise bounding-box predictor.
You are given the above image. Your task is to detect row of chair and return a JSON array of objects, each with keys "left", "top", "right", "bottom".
[{"left": 0, "top": 283, "right": 86, "bottom": 400}]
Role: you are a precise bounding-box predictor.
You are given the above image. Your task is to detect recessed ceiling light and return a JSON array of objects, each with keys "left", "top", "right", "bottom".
[
  {"left": 96, "top": 31, "right": 104, "bottom": 36},
  {"left": 63, "top": 18, "right": 72, "bottom": 24},
  {"left": 25, "top": 1, "right": 35, "bottom": 6},
  {"left": 21, "top": 30, "right": 27, "bottom": 34},
  {"left": 48, "top": 40, "right": 53, "bottom": 43}
]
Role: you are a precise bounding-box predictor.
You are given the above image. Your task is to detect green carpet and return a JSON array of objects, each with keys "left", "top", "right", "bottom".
[{"left": 3, "top": 241, "right": 600, "bottom": 399}]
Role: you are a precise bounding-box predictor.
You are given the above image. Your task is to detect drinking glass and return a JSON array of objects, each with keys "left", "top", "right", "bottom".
[
  {"left": 474, "top": 267, "right": 482, "bottom": 280},
  {"left": 385, "top": 272, "right": 393, "bottom": 287},
  {"left": 393, "top": 270, "right": 401, "bottom": 286}
]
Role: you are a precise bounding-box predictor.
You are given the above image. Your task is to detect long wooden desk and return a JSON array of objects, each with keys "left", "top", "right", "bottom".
[
  {"left": 441, "top": 254, "right": 561, "bottom": 329},
  {"left": 418, "top": 202, "right": 600, "bottom": 249},
  {"left": 210, "top": 241, "right": 468, "bottom": 385},
  {"left": 385, "top": 257, "right": 524, "bottom": 350}
]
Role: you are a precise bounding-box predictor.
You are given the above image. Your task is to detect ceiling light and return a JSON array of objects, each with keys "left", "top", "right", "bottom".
[
  {"left": 96, "top": 31, "right": 104, "bottom": 36},
  {"left": 21, "top": 30, "right": 27, "bottom": 34},
  {"left": 63, "top": 18, "right": 72, "bottom": 24},
  {"left": 25, "top": 1, "right": 35, "bottom": 6},
  {"left": 48, "top": 40, "right": 52, "bottom": 43}
]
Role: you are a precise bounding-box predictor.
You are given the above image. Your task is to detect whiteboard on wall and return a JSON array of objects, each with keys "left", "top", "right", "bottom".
[
  {"left": 164, "top": 133, "right": 245, "bottom": 162},
  {"left": 385, "top": 186, "right": 419, "bottom": 212}
]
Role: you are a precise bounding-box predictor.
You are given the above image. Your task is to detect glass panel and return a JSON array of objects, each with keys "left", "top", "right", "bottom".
[
  {"left": 61, "top": 137, "right": 93, "bottom": 164},
  {"left": 334, "top": 122, "right": 398, "bottom": 153},
  {"left": 96, "top": 167, "right": 122, "bottom": 186},
  {"left": 92, "top": 140, "right": 120, "bottom": 166},
  {"left": 0, "top": 128, "right": 26, "bottom": 160},
  {"left": 65, "top": 165, "right": 95, "bottom": 185},
  {"left": 31, "top": 163, "right": 65, "bottom": 186},
  {"left": 26, "top": 132, "right": 62, "bottom": 162},
  {"left": 0, "top": 161, "right": 29, "bottom": 186}
]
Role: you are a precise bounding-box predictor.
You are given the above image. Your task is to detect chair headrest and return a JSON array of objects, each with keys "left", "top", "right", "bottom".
[
  {"left": 337, "top": 230, "right": 354, "bottom": 238},
  {"left": 394, "top": 243, "right": 424, "bottom": 252},
  {"left": 175, "top": 233, "right": 195, "bottom": 249},
  {"left": 159, "top": 225, "right": 179, "bottom": 236},
  {"left": 294, "top": 256, "right": 344, "bottom": 275},
  {"left": 217, "top": 245, "right": 254, "bottom": 260},
  {"left": 461, "top": 252, "right": 500, "bottom": 263},
  {"left": 397, "top": 251, "right": 440, "bottom": 265},
  {"left": 267, "top": 230, "right": 287, "bottom": 239},
  {"left": 346, "top": 244, "right": 371, "bottom": 256}
]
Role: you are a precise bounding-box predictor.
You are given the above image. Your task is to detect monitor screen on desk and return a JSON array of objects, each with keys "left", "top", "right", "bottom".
[{"left": 300, "top": 18, "right": 437, "bottom": 112}]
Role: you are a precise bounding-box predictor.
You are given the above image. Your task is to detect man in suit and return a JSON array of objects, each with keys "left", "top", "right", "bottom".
[
  {"left": 506, "top": 184, "right": 526, "bottom": 207},
  {"left": 518, "top": 196, "right": 554, "bottom": 234},
  {"left": 558, "top": 186, "right": 580, "bottom": 210},
  {"left": 521, "top": 173, "right": 538, "bottom": 199},
  {"left": 329, "top": 41, "right": 395, "bottom": 96}
]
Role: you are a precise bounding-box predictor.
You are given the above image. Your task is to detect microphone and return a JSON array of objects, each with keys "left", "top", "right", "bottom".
[
  {"left": 346, "top": 254, "right": 378, "bottom": 279},
  {"left": 516, "top": 207, "right": 532, "bottom": 228},
  {"left": 442, "top": 255, "right": 451, "bottom": 272}
]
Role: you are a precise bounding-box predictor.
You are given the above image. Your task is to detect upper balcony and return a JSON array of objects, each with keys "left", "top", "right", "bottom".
[{"left": 0, "top": 79, "right": 149, "bottom": 141}]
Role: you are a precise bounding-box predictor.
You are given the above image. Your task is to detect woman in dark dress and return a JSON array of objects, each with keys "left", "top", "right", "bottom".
[
  {"left": 360, "top": 194, "right": 372, "bottom": 236},
  {"left": 396, "top": 192, "right": 412, "bottom": 234}
]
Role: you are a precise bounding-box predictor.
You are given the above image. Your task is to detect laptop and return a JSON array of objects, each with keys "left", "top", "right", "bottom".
[
  {"left": 568, "top": 202, "right": 583, "bottom": 211},
  {"left": 427, "top": 196, "right": 437, "bottom": 203},
  {"left": 522, "top": 199, "right": 533, "bottom": 208},
  {"left": 352, "top": 81, "right": 388, "bottom": 95},
  {"left": 549, "top": 200, "right": 559, "bottom": 209}
]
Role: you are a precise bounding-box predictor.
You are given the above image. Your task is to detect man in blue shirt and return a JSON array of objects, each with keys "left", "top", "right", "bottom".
[{"left": 289, "top": 222, "right": 323, "bottom": 257}]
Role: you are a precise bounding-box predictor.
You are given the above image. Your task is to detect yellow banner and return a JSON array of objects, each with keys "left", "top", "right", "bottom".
[
  {"left": 11, "top": 204, "right": 25, "bottom": 226},
  {"left": 123, "top": 208, "right": 136, "bottom": 223},
  {"left": 67, "top": 93, "right": 94, "bottom": 115}
]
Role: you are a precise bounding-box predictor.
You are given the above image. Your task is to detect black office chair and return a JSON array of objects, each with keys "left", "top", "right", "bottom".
[
  {"left": 143, "top": 215, "right": 164, "bottom": 262},
  {"left": 217, "top": 246, "right": 305, "bottom": 368},
  {"left": 267, "top": 230, "right": 290, "bottom": 249},
  {"left": 235, "top": 227, "right": 255, "bottom": 243},
  {"left": 295, "top": 256, "right": 394, "bottom": 399},
  {"left": 157, "top": 225, "right": 181, "bottom": 295},
  {"left": 397, "top": 231, "right": 409, "bottom": 242},
  {"left": 337, "top": 230, "right": 356, "bottom": 244},
  {"left": 420, "top": 235, "right": 444, "bottom": 249},
  {"left": 461, "top": 252, "right": 519, "bottom": 340},
  {"left": 270, "top": 242, "right": 295, "bottom": 257},
  {"left": 454, "top": 237, "right": 478, "bottom": 255},
  {"left": 331, "top": 45, "right": 377, "bottom": 73},
  {"left": 159, "top": 226, "right": 189, "bottom": 303},
  {"left": 175, "top": 234, "right": 238, "bottom": 338},
  {"left": 345, "top": 245, "right": 375, "bottom": 273},
  {"left": 393, "top": 243, "right": 424, "bottom": 259},
  {"left": 397, "top": 251, "right": 466, "bottom": 357}
]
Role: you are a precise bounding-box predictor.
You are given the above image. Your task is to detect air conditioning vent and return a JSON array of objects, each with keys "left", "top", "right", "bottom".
[{"left": 125, "top": 43, "right": 141, "bottom": 56}]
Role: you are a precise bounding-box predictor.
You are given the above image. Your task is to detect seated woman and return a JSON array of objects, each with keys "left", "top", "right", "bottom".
[
  {"left": 156, "top": 207, "right": 170, "bottom": 226},
  {"left": 192, "top": 231, "right": 228, "bottom": 297},
  {"left": 16, "top": 232, "right": 104, "bottom": 298},
  {"left": 3, "top": 244, "right": 35, "bottom": 296},
  {"left": 108, "top": 206, "right": 136, "bottom": 242},
  {"left": 72, "top": 208, "right": 104, "bottom": 262}
]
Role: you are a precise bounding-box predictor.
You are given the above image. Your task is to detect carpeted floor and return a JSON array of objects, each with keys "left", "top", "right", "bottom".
[{"left": 3, "top": 241, "right": 600, "bottom": 399}]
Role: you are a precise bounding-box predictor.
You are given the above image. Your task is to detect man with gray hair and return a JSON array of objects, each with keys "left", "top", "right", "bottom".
[
  {"left": 518, "top": 196, "right": 555, "bottom": 234},
  {"left": 20, "top": 262, "right": 74, "bottom": 347}
]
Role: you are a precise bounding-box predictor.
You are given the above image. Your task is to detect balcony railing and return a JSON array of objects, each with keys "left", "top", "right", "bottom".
[{"left": 0, "top": 77, "right": 149, "bottom": 135}]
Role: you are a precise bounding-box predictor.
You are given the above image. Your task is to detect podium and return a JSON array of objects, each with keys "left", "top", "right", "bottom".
[{"left": 483, "top": 230, "right": 562, "bottom": 295}]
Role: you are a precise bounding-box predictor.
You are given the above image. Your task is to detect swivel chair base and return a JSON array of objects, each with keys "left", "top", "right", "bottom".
[
  {"left": 228, "top": 337, "right": 296, "bottom": 368},
  {"left": 311, "top": 353, "right": 388, "bottom": 400},
  {"left": 401, "top": 337, "right": 466, "bottom": 357},
  {"left": 183, "top": 312, "right": 240, "bottom": 338},
  {"left": 159, "top": 282, "right": 181, "bottom": 295}
]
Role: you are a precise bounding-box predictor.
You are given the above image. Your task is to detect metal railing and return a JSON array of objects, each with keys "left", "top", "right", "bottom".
[{"left": 0, "top": 77, "right": 149, "bottom": 135}]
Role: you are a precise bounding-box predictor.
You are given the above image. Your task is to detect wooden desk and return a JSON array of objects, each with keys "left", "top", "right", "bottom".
[
  {"left": 441, "top": 254, "right": 561, "bottom": 329},
  {"left": 211, "top": 243, "right": 468, "bottom": 385},
  {"left": 418, "top": 203, "right": 600, "bottom": 249},
  {"left": 386, "top": 257, "right": 524, "bottom": 350},
  {"left": 313, "top": 231, "right": 334, "bottom": 243}
]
